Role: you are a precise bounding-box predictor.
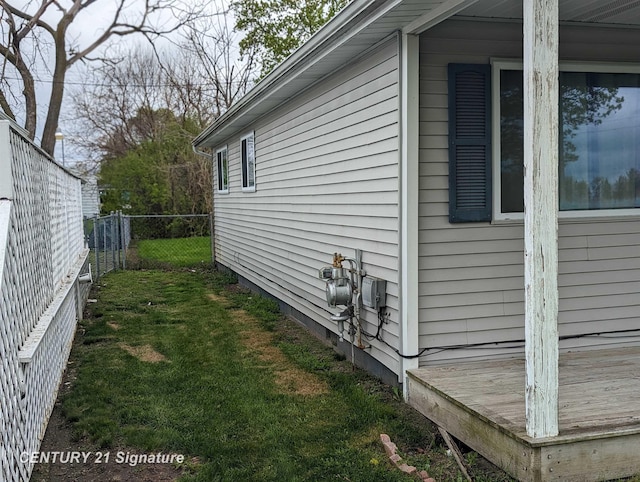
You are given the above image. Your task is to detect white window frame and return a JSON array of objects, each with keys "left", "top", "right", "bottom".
[
  {"left": 491, "top": 58, "right": 640, "bottom": 222},
  {"left": 216, "top": 146, "right": 229, "bottom": 194},
  {"left": 240, "top": 131, "right": 256, "bottom": 192}
]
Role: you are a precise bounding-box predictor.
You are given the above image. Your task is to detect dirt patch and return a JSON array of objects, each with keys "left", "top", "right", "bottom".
[
  {"left": 118, "top": 343, "right": 167, "bottom": 363},
  {"left": 243, "top": 327, "right": 329, "bottom": 396},
  {"left": 107, "top": 322, "right": 121, "bottom": 330},
  {"left": 210, "top": 295, "right": 329, "bottom": 396},
  {"left": 206, "top": 292, "right": 229, "bottom": 306}
]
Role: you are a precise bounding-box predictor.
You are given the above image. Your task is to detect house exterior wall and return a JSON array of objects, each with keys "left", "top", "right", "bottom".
[
  {"left": 213, "top": 38, "right": 401, "bottom": 375},
  {"left": 81, "top": 177, "right": 100, "bottom": 218},
  {"left": 418, "top": 20, "right": 640, "bottom": 364}
]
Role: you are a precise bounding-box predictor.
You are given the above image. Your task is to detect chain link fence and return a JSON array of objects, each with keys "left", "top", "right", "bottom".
[
  {"left": 86, "top": 213, "right": 213, "bottom": 279},
  {"left": 85, "top": 213, "right": 126, "bottom": 279}
]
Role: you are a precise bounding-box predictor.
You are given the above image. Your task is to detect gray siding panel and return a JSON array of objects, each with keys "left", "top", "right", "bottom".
[
  {"left": 213, "top": 39, "right": 401, "bottom": 376},
  {"left": 419, "top": 20, "right": 640, "bottom": 365},
  {"left": 81, "top": 178, "right": 100, "bottom": 218}
]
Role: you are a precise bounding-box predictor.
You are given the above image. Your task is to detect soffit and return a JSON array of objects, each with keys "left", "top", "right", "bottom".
[{"left": 458, "top": 0, "right": 640, "bottom": 26}]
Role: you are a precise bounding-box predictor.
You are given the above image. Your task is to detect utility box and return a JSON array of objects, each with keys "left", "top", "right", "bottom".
[{"left": 362, "top": 277, "right": 386, "bottom": 310}]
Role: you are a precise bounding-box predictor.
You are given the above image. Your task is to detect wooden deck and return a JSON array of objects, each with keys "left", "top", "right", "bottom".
[{"left": 407, "top": 347, "right": 640, "bottom": 482}]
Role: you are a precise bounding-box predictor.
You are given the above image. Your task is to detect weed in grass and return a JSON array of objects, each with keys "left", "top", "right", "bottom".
[
  {"left": 276, "top": 341, "right": 332, "bottom": 372},
  {"left": 204, "top": 269, "right": 238, "bottom": 292},
  {"left": 225, "top": 291, "right": 281, "bottom": 330}
]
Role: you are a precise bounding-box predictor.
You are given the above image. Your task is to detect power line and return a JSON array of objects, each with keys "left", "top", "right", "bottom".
[{"left": 0, "top": 75, "right": 251, "bottom": 89}]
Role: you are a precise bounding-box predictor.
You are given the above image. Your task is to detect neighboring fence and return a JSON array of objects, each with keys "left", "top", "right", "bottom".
[
  {"left": 86, "top": 213, "right": 213, "bottom": 277},
  {"left": 0, "top": 120, "right": 89, "bottom": 482},
  {"left": 85, "top": 212, "right": 129, "bottom": 279}
]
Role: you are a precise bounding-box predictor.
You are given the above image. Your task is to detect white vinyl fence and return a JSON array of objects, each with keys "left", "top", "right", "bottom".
[{"left": 0, "top": 120, "right": 90, "bottom": 481}]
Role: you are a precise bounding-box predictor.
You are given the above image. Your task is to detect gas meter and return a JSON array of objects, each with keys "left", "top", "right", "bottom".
[{"left": 318, "top": 265, "right": 352, "bottom": 307}]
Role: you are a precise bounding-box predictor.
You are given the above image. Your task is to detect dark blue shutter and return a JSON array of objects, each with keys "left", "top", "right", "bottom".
[
  {"left": 217, "top": 151, "right": 223, "bottom": 191},
  {"left": 448, "top": 64, "right": 492, "bottom": 223},
  {"left": 241, "top": 139, "right": 248, "bottom": 188}
]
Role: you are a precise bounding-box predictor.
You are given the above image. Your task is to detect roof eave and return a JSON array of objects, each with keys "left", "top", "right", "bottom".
[{"left": 193, "top": 0, "right": 399, "bottom": 148}]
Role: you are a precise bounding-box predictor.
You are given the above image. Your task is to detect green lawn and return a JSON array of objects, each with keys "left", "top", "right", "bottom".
[
  {"left": 135, "top": 236, "right": 212, "bottom": 267},
  {"left": 61, "top": 269, "right": 512, "bottom": 481}
]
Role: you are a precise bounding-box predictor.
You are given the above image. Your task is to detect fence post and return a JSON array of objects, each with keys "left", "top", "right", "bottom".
[
  {"left": 102, "top": 215, "right": 108, "bottom": 273},
  {"left": 93, "top": 215, "right": 100, "bottom": 282},
  {"left": 0, "top": 121, "right": 12, "bottom": 199},
  {"left": 115, "top": 211, "right": 121, "bottom": 269},
  {"left": 209, "top": 212, "right": 215, "bottom": 265},
  {"left": 110, "top": 211, "right": 116, "bottom": 271},
  {"left": 120, "top": 211, "right": 127, "bottom": 270}
]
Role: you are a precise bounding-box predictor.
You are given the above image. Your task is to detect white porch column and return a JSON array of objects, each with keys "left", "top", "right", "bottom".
[
  {"left": 523, "top": 0, "right": 560, "bottom": 438},
  {"left": 399, "top": 32, "right": 420, "bottom": 396}
]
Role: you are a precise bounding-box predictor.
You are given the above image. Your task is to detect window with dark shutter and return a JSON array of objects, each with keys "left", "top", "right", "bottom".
[{"left": 448, "top": 64, "right": 492, "bottom": 222}]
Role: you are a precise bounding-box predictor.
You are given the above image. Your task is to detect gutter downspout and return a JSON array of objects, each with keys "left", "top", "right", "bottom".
[
  {"left": 193, "top": 146, "right": 216, "bottom": 265},
  {"left": 398, "top": 31, "right": 420, "bottom": 398}
]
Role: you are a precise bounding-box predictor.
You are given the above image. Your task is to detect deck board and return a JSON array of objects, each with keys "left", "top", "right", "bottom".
[
  {"left": 410, "top": 347, "right": 640, "bottom": 435},
  {"left": 407, "top": 346, "right": 640, "bottom": 481}
]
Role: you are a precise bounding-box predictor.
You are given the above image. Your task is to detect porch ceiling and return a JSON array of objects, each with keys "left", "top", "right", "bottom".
[{"left": 458, "top": 0, "right": 640, "bottom": 26}]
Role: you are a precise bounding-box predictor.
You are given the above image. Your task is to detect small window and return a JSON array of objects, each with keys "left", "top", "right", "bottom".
[
  {"left": 241, "top": 132, "right": 256, "bottom": 192},
  {"left": 216, "top": 146, "right": 228, "bottom": 193}
]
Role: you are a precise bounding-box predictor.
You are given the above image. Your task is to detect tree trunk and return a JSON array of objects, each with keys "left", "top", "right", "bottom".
[{"left": 41, "top": 30, "right": 68, "bottom": 155}]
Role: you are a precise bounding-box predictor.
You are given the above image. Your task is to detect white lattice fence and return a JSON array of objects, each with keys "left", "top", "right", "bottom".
[{"left": 0, "top": 120, "right": 89, "bottom": 482}]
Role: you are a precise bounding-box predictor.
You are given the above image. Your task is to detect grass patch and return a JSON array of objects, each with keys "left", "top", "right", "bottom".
[
  {"left": 134, "top": 236, "right": 212, "bottom": 267},
  {"left": 62, "top": 269, "right": 512, "bottom": 481}
]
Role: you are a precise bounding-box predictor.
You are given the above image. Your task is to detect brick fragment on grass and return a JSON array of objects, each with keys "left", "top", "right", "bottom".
[
  {"left": 390, "top": 454, "right": 402, "bottom": 464},
  {"left": 380, "top": 433, "right": 398, "bottom": 457},
  {"left": 380, "top": 433, "right": 434, "bottom": 482},
  {"left": 398, "top": 463, "right": 417, "bottom": 474}
]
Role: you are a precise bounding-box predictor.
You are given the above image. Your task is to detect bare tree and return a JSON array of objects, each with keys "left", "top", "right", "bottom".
[
  {"left": 68, "top": 13, "right": 257, "bottom": 215},
  {"left": 70, "top": 47, "right": 172, "bottom": 163},
  {"left": 70, "top": 8, "right": 257, "bottom": 167},
  {"left": 0, "top": 0, "right": 204, "bottom": 155},
  {"left": 178, "top": 6, "right": 258, "bottom": 122}
]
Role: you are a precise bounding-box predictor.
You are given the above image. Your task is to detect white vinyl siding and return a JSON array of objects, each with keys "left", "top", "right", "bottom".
[
  {"left": 213, "top": 39, "right": 401, "bottom": 375},
  {"left": 419, "top": 20, "right": 640, "bottom": 365},
  {"left": 81, "top": 178, "right": 100, "bottom": 218}
]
